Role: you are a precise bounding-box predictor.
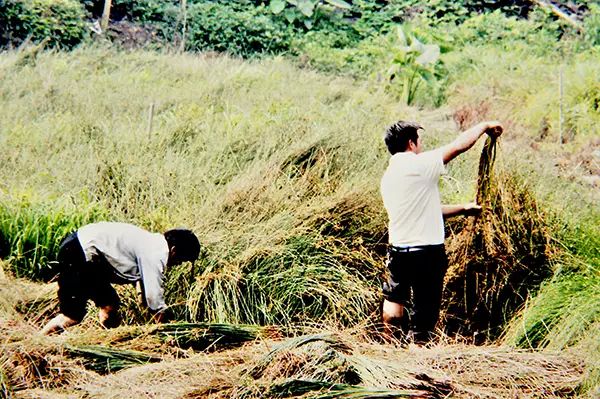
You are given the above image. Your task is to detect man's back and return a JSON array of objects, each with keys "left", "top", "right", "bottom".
[{"left": 380, "top": 149, "right": 446, "bottom": 247}]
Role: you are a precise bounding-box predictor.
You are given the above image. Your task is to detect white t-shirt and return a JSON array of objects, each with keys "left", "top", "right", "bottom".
[
  {"left": 380, "top": 149, "right": 446, "bottom": 247},
  {"left": 77, "top": 222, "right": 169, "bottom": 311}
]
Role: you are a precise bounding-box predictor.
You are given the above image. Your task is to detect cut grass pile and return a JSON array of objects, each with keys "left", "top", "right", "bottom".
[{"left": 0, "top": 315, "right": 587, "bottom": 398}]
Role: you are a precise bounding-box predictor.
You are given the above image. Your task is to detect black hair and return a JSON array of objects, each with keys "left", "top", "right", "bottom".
[
  {"left": 163, "top": 228, "right": 200, "bottom": 265},
  {"left": 384, "top": 120, "right": 422, "bottom": 155}
]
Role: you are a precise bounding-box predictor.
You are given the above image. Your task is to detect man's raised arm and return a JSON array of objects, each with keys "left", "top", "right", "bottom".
[{"left": 441, "top": 121, "right": 503, "bottom": 164}]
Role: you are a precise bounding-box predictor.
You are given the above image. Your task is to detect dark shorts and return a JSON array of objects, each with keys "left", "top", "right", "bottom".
[
  {"left": 56, "top": 232, "right": 120, "bottom": 321},
  {"left": 382, "top": 244, "right": 448, "bottom": 335}
]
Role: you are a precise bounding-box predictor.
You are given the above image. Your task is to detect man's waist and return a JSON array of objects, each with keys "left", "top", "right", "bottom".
[{"left": 389, "top": 243, "right": 445, "bottom": 253}]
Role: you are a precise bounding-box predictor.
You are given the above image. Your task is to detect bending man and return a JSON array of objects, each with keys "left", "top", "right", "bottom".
[
  {"left": 42, "top": 222, "right": 200, "bottom": 334},
  {"left": 380, "top": 120, "right": 503, "bottom": 342}
]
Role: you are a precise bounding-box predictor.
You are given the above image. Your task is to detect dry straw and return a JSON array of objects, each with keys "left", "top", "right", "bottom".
[{"left": 442, "top": 136, "right": 553, "bottom": 343}]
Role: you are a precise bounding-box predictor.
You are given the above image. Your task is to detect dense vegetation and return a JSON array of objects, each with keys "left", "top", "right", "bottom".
[{"left": 0, "top": 0, "right": 599, "bottom": 397}]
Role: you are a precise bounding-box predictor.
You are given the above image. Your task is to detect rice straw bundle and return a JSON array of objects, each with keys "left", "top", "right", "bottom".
[
  {"left": 153, "top": 322, "right": 277, "bottom": 350},
  {"left": 65, "top": 344, "right": 162, "bottom": 374},
  {"left": 442, "top": 136, "right": 552, "bottom": 343}
]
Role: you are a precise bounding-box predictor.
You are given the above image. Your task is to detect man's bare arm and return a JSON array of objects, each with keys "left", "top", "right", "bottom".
[
  {"left": 442, "top": 203, "right": 482, "bottom": 218},
  {"left": 441, "top": 121, "right": 503, "bottom": 164}
]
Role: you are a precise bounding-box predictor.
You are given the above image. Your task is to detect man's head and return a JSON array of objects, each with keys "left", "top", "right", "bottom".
[
  {"left": 163, "top": 228, "right": 201, "bottom": 266},
  {"left": 384, "top": 121, "right": 423, "bottom": 155}
]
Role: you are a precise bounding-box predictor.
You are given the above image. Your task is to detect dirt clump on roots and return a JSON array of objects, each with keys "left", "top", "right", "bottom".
[{"left": 442, "top": 136, "right": 553, "bottom": 343}]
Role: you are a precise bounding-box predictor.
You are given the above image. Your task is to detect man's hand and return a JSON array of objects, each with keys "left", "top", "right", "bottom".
[{"left": 484, "top": 121, "right": 503, "bottom": 138}]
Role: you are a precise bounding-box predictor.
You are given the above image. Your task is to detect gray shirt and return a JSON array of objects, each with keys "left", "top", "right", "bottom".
[{"left": 77, "top": 222, "right": 169, "bottom": 311}]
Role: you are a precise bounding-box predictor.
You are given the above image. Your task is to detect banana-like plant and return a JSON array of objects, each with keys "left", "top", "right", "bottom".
[
  {"left": 269, "top": 0, "right": 351, "bottom": 29},
  {"left": 388, "top": 25, "right": 442, "bottom": 106}
]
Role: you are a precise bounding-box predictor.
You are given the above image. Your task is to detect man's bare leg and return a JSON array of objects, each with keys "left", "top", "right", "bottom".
[
  {"left": 41, "top": 314, "right": 80, "bottom": 335},
  {"left": 382, "top": 299, "right": 404, "bottom": 341},
  {"left": 98, "top": 305, "right": 121, "bottom": 329}
]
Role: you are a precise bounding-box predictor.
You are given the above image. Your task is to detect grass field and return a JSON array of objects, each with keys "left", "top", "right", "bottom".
[{"left": 0, "top": 44, "right": 598, "bottom": 398}]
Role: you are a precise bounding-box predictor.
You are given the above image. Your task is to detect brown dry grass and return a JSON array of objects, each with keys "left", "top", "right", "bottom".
[
  {"left": 442, "top": 137, "right": 553, "bottom": 343},
  {"left": 0, "top": 281, "right": 588, "bottom": 399}
]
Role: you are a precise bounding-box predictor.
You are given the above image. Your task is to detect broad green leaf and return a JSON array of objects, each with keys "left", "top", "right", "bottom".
[
  {"left": 420, "top": 70, "right": 435, "bottom": 83},
  {"left": 303, "top": 18, "right": 313, "bottom": 29},
  {"left": 416, "top": 44, "right": 440, "bottom": 66},
  {"left": 323, "top": 0, "right": 351, "bottom": 9},
  {"left": 270, "top": 0, "right": 286, "bottom": 14},
  {"left": 397, "top": 26, "right": 408, "bottom": 46},
  {"left": 284, "top": 8, "right": 296, "bottom": 23},
  {"left": 297, "top": 0, "right": 315, "bottom": 17}
]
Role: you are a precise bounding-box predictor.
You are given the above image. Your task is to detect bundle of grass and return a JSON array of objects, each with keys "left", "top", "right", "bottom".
[
  {"left": 65, "top": 344, "right": 162, "bottom": 374},
  {"left": 442, "top": 137, "right": 552, "bottom": 343},
  {"left": 152, "top": 322, "right": 278, "bottom": 351},
  {"left": 62, "top": 322, "right": 279, "bottom": 375},
  {"left": 264, "top": 380, "right": 421, "bottom": 398},
  {"left": 0, "top": 277, "right": 57, "bottom": 325},
  {"left": 237, "top": 333, "right": 445, "bottom": 398},
  {"left": 14, "top": 284, "right": 59, "bottom": 325},
  {"left": 185, "top": 233, "right": 381, "bottom": 327}
]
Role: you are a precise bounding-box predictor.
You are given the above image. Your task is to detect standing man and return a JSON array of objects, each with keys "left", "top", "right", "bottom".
[
  {"left": 380, "top": 120, "right": 503, "bottom": 342},
  {"left": 41, "top": 222, "right": 200, "bottom": 334}
]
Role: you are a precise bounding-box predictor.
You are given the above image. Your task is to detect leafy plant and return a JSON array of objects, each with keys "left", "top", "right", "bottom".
[
  {"left": 583, "top": 4, "right": 600, "bottom": 46},
  {"left": 387, "top": 25, "right": 445, "bottom": 106},
  {"left": 185, "top": 2, "right": 293, "bottom": 57},
  {"left": 269, "top": 0, "right": 351, "bottom": 29}
]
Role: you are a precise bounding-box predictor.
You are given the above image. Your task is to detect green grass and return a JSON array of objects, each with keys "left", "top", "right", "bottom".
[{"left": 0, "top": 195, "right": 106, "bottom": 280}]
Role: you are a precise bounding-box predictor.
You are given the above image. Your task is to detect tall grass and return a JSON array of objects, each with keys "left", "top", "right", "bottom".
[
  {"left": 0, "top": 195, "right": 106, "bottom": 280},
  {"left": 0, "top": 47, "right": 404, "bottom": 327}
]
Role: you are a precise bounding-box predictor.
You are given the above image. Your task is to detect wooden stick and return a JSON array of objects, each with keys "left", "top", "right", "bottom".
[
  {"left": 180, "top": 0, "right": 188, "bottom": 52},
  {"left": 101, "top": 0, "right": 112, "bottom": 32},
  {"left": 147, "top": 102, "right": 155, "bottom": 138},
  {"left": 558, "top": 66, "right": 564, "bottom": 144}
]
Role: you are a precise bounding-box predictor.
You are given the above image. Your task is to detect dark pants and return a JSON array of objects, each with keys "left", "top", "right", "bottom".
[
  {"left": 56, "top": 232, "right": 120, "bottom": 321},
  {"left": 382, "top": 244, "right": 448, "bottom": 341}
]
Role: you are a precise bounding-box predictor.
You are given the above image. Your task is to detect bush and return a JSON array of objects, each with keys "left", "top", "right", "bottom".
[
  {"left": 0, "top": 0, "right": 87, "bottom": 48},
  {"left": 452, "top": 9, "right": 560, "bottom": 52},
  {"left": 584, "top": 4, "right": 600, "bottom": 46},
  {"left": 185, "top": 2, "right": 294, "bottom": 57}
]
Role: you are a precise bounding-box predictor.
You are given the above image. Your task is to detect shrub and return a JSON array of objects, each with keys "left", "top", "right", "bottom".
[
  {"left": 185, "top": 2, "right": 294, "bottom": 57},
  {"left": 452, "top": 9, "right": 560, "bottom": 52},
  {"left": 583, "top": 4, "right": 600, "bottom": 46},
  {"left": 0, "top": 0, "right": 87, "bottom": 48}
]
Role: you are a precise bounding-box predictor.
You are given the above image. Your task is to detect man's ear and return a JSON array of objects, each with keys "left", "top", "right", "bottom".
[{"left": 407, "top": 140, "right": 417, "bottom": 153}]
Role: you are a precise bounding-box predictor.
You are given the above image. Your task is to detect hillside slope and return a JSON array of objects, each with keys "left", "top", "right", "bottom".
[{"left": 0, "top": 49, "right": 598, "bottom": 397}]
